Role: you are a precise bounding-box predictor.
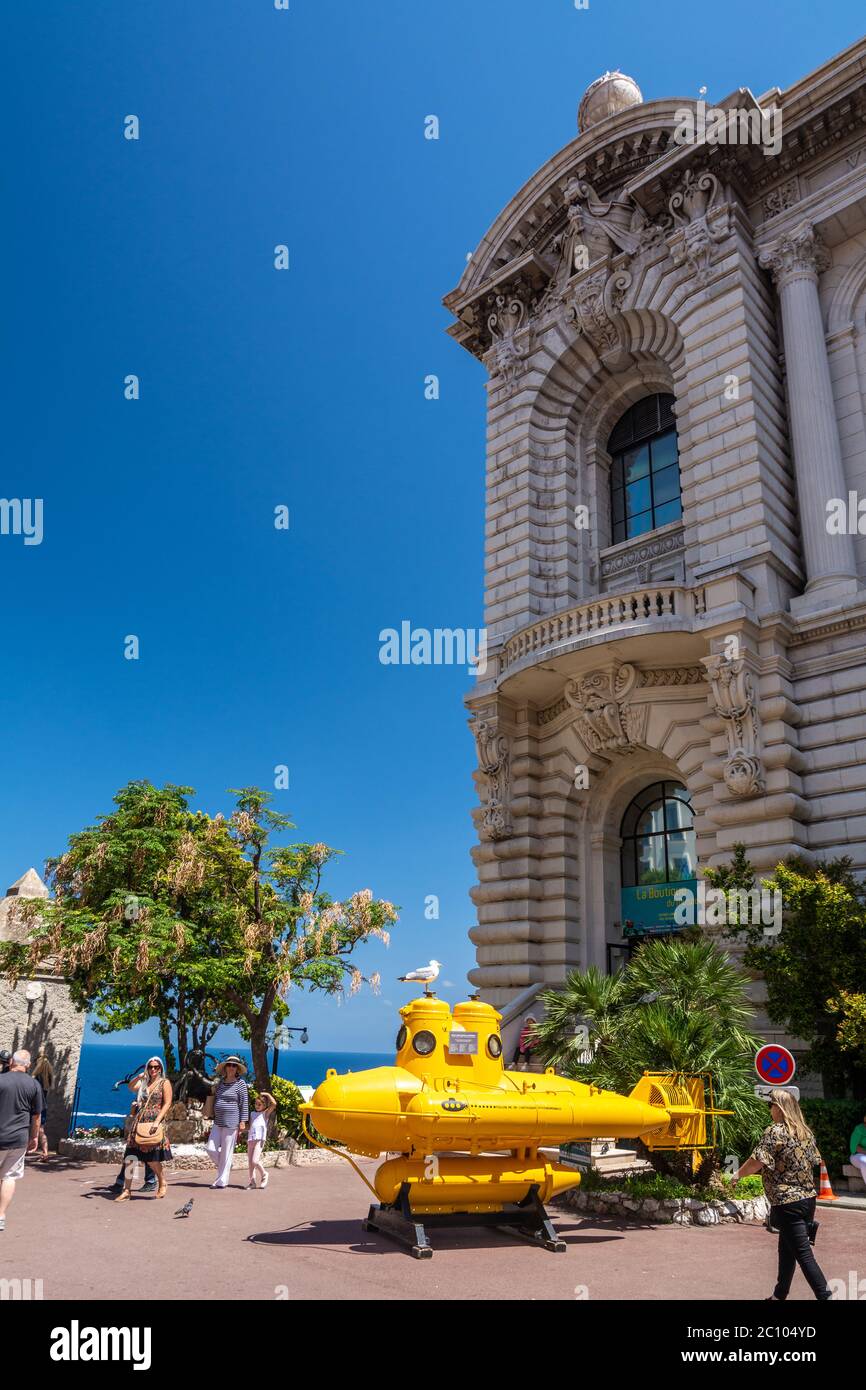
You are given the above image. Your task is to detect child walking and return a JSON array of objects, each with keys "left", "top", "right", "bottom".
[{"left": 247, "top": 1092, "right": 276, "bottom": 1189}]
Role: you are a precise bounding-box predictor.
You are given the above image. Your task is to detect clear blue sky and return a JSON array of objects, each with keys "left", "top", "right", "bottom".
[{"left": 2, "top": 1, "right": 863, "bottom": 1053}]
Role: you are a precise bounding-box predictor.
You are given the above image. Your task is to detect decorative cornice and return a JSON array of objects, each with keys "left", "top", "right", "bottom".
[
  {"left": 600, "top": 526, "right": 685, "bottom": 579},
  {"left": 637, "top": 666, "right": 707, "bottom": 688},
  {"left": 787, "top": 607, "right": 866, "bottom": 646}
]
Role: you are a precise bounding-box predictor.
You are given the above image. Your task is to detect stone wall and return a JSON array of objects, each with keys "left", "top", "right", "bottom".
[
  {"left": 559, "top": 1185, "right": 770, "bottom": 1226},
  {"left": 0, "top": 973, "right": 86, "bottom": 1148}
]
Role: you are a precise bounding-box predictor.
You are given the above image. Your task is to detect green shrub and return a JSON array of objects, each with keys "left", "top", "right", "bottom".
[
  {"left": 577, "top": 1168, "right": 763, "bottom": 1201},
  {"left": 801, "top": 1097, "right": 864, "bottom": 1176}
]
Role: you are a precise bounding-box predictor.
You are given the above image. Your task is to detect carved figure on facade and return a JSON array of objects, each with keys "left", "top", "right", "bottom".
[
  {"left": 472, "top": 717, "right": 513, "bottom": 840},
  {"left": 701, "top": 654, "right": 765, "bottom": 798},
  {"left": 666, "top": 168, "right": 730, "bottom": 288},
  {"left": 564, "top": 663, "right": 649, "bottom": 754}
]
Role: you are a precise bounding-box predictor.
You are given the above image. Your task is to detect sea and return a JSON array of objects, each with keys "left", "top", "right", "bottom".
[{"left": 74, "top": 1043, "right": 390, "bottom": 1129}]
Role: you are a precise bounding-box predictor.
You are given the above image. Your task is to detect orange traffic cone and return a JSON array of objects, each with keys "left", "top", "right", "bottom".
[{"left": 817, "top": 1160, "right": 838, "bottom": 1201}]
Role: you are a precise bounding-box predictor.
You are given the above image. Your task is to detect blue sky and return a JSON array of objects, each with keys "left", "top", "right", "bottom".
[{"left": 2, "top": 1, "right": 863, "bottom": 1053}]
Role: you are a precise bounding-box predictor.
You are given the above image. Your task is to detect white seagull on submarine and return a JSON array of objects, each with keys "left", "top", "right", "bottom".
[{"left": 398, "top": 960, "right": 442, "bottom": 991}]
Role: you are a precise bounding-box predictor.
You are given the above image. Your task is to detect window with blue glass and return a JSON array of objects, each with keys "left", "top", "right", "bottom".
[
  {"left": 608, "top": 393, "right": 681, "bottom": 545},
  {"left": 620, "top": 781, "right": 697, "bottom": 888}
]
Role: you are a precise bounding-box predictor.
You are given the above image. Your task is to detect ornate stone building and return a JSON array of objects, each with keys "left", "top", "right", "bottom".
[{"left": 445, "top": 44, "right": 866, "bottom": 1063}]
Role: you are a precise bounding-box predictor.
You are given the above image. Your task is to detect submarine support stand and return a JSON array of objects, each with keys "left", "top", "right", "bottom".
[{"left": 362, "top": 1182, "right": 567, "bottom": 1259}]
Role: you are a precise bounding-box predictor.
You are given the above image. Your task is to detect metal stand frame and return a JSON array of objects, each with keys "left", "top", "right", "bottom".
[{"left": 362, "top": 1182, "right": 566, "bottom": 1259}]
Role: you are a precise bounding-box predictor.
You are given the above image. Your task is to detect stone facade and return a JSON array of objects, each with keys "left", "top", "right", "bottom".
[
  {"left": 445, "top": 44, "right": 866, "bottom": 1064},
  {"left": 0, "top": 870, "right": 86, "bottom": 1146}
]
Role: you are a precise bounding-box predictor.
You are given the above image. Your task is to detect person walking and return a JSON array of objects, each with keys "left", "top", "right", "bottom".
[
  {"left": 206, "top": 1056, "right": 249, "bottom": 1189},
  {"left": 0, "top": 1050, "right": 42, "bottom": 1232},
  {"left": 109, "top": 1062, "right": 160, "bottom": 1193},
  {"left": 737, "top": 1087, "right": 831, "bottom": 1301},
  {"left": 31, "top": 1051, "right": 53, "bottom": 1161},
  {"left": 849, "top": 1110, "right": 866, "bottom": 1185},
  {"left": 247, "top": 1091, "right": 276, "bottom": 1189},
  {"left": 511, "top": 1014, "right": 538, "bottom": 1070},
  {"left": 115, "top": 1057, "right": 173, "bottom": 1201}
]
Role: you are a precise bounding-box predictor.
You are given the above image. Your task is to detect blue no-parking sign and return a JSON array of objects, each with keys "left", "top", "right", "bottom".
[{"left": 755, "top": 1043, "right": 796, "bottom": 1086}]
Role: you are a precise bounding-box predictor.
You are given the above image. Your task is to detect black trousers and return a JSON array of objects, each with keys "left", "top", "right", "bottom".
[{"left": 771, "top": 1198, "right": 831, "bottom": 1300}]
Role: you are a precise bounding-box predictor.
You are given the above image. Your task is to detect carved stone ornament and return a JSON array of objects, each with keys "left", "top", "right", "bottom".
[
  {"left": 601, "top": 526, "right": 684, "bottom": 579},
  {"left": 564, "top": 663, "right": 649, "bottom": 755},
  {"left": 473, "top": 717, "right": 513, "bottom": 840},
  {"left": 701, "top": 654, "right": 765, "bottom": 798},
  {"left": 666, "top": 169, "right": 729, "bottom": 289},
  {"left": 481, "top": 289, "right": 533, "bottom": 394},
  {"left": 762, "top": 177, "right": 800, "bottom": 221},
  {"left": 757, "top": 220, "right": 830, "bottom": 289},
  {"left": 564, "top": 266, "right": 632, "bottom": 354}
]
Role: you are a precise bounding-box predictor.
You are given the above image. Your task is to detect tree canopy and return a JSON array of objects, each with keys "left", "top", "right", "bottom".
[
  {"left": 704, "top": 847, "right": 866, "bottom": 1097},
  {"left": 0, "top": 781, "right": 399, "bottom": 1088}
]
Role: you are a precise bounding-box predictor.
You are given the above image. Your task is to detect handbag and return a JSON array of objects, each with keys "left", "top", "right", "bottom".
[{"left": 134, "top": 1118, "right": 166, "bottom": 1149}]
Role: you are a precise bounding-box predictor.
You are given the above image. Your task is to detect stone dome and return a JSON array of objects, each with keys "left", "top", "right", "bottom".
[{"left": 578, "top": 70, "right": 643, "bottom": 132}]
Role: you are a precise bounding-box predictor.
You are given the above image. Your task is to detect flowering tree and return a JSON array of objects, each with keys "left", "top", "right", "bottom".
[{"left": 0, "top": 782, "right": 398, "bottom": 1090}]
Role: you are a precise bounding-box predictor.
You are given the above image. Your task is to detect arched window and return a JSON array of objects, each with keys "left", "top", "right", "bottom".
[
  {"left": 620, "top": 780, "right": 696, "bottom": 888},
  {"left": 608, "top": 393, "right": 680, "bottom": 545}
]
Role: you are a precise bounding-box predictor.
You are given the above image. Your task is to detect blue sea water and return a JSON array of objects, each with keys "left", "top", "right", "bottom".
[{"left": 75, "top": 1043, "right": 391, "bottom": 1128}]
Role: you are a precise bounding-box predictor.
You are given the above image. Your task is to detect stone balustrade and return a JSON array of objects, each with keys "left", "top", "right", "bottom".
[{"left": 501, "top": 585, "right": 702, "bottom": 673}]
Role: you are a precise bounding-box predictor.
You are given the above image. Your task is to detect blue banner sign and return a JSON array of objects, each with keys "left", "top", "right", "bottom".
[{"left": 620, "top": 879, "right": 697, "bottom": 936}]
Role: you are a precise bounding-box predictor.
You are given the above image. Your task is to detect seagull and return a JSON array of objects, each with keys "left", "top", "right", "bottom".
[
  {"left": 174, "top": 1198, "right": 194, "bottom": 1218},
  {"left": 398, "top": 960, "right": 442, "bottom": 995}
]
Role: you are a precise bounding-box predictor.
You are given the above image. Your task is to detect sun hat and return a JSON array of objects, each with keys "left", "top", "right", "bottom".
[{"left": 215, "top": 1055, "right": 248, "bottom": 1078}]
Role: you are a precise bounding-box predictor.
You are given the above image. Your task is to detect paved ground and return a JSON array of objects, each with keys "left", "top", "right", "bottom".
[{"left": 2, "top": 1157, "right": 863, "bottom": 1301}]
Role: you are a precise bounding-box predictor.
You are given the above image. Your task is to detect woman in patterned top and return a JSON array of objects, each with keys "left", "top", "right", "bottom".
[
  {"left": 737, "top": 1088, "right": 831, "bottom": 1301},
  {"left": 115, "top": 1057, "right": 173, "bottom": 1201}
]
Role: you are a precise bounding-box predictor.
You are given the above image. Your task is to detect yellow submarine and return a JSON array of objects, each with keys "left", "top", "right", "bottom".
[{"left": 301, "top": 996, "right": 725, "bottom": 1257}]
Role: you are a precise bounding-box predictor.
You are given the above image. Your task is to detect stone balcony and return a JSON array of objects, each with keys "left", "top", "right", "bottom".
[{"left": 497, "top": 584, "right": 706, "bottom": 680}]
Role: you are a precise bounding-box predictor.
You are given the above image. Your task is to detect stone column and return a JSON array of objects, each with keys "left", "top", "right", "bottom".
[{"left": 759, "top": 222, "right": 858, "bottom": 610}]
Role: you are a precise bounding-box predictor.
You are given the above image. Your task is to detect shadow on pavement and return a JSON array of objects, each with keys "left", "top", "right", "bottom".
[{"left": 247, "top": 1217, "right": 623, "bottom": 1256}]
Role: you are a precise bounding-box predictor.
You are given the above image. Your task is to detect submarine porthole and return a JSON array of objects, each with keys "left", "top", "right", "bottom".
[
  {"left": 412, "top": 1030, "right": 436, "bottom": 1056},
  {"left": 487, "top": 1035, "right": 503, "bottom": 1058},
  {"left": 395, "top": 1025, "right": 407, "bottom": 1050}
]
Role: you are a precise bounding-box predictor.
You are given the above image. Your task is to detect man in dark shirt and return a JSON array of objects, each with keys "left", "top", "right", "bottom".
[{"left": 0, "top": 1049, "right": 42, "bottom": 1232}]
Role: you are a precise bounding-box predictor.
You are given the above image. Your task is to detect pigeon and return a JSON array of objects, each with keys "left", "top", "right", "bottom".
[
  {"left": 174, "top": 1198, "right": 194, "bottom": 1218},
  {"left": 398, "top": 960, "right": 442, "bottom": 994}
]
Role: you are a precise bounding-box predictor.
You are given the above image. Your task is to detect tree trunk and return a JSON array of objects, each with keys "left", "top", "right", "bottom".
[
  {"left": 158, "top": 1013, "right": 177, "bottom": 1074},
  {"left": 250, "top": 1019, "right": 271, "bottom": 1092},
  {"left": 176, "top": 993, "right": 189, "bottom": 1070}
]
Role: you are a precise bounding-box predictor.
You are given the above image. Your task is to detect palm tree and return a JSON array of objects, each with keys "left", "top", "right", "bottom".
[{"left": 533, "top": 937, "right": 767, "bottom": 1186}]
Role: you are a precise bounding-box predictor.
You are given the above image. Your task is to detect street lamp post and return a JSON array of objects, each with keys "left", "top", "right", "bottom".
[{"left": 270, "top": 1024, "right": 309, "bottom": 1079}]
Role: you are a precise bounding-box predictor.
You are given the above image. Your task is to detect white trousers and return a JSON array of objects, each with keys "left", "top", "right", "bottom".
[
  {"left": 206, "top": 1124, "right": 238, "bottom": 1186},
  {"left": 851, "top": 1153, "right": 866, "bottom": 1179}
]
